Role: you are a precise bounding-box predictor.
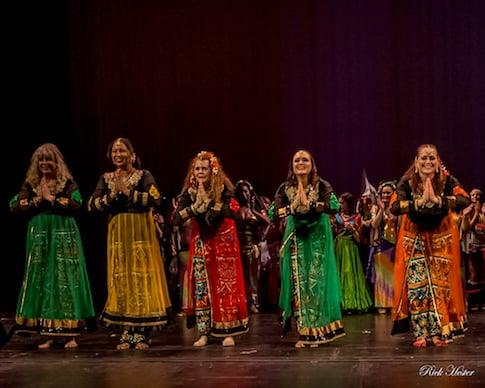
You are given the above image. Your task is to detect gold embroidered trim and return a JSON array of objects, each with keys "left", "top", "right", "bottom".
[
  {"left": 441, "top": 320, "right": 467, "bottom": 338},
  {"left": 298, "top": 320, "right": 346, "bottom": 344},
  {"left": 104, "top": 169, "right": 143, "bottom": 196},
  {"left": 133, "top": 190, "right": 139, "bottom": 204},
  {"left": 179, "top": 208, "right": 189, "bottom": 220},
  {"left": 101, "top": 317, "right": 167, "bottom": 328},
  {"left": 16, "top": 317, "right": 85, "bottom": 330},
  {"left": 141, "top": 192, "right": 148, "bottom": 207},
  {"left": 285, "top": 184, "right": 319, "bottom": 213},
  {"left": 149, "top": 184, "right": 160, "bottom": 200},
  {"left": 94, "top": 197, "right": 103, "bottom": 211},
  {"left": 400, "top": 200, "right": 410, "bottom": 212},
  {"left": 56, "top": 197, "right": 69, "bottom": 207},
  {"left": 212, "top": 318, "right": 249, "bottom": 330}
]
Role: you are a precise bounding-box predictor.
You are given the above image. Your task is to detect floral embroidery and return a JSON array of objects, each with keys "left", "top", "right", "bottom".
[
  {"left": 285, "top": 183, "right": 319, "bottom": 213},
  {"left": 104, "top": 169, "right": 143, "bottom": 195},
  {"left": 148, "top": 184, "right": 160, "bottom": 200}
]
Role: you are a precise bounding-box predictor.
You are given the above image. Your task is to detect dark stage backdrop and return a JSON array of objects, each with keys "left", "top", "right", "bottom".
[{"left": 2, "top": 0, "right": 485, "bottom": 311}]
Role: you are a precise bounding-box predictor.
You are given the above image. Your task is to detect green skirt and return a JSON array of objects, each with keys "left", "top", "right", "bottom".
[
  {"left": 16, "top": 214, "right": 95, "bottom": 336},
  {"left": 335, "top": 233, "right": 372, "bottom": 312},
  {"left": 280, "top": 215, "right": 345, "bottom": 344}
]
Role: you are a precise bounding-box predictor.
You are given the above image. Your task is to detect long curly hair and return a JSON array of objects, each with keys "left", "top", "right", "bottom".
[
  {"left": 182, "top": 151, "right": 234, "bottom": 202},
  {"left": 286, "top": 149, "right": 320, "bottom": 187},
  {"left": 402, "top": 144, "right": 447, "bottom": 195},
  {"left": 25, "top": 143, "right": 72, "bottom": 193}
]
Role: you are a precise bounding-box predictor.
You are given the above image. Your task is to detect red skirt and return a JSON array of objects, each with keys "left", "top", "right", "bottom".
[{"left": 183, "top": 218, "right": 249, "bottom": 337}]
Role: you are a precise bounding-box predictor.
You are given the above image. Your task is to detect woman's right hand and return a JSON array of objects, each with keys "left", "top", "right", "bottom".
[
  {"left": 40, "top": 178, "right": 55, "bottom": 203},
  {"left": 422, "top": 178, "right": 431, "bottom": 204},
  {"left": 192, "top": 183, "right": 209, "bottom": 213},
  {"left": 475, "top": 201, "right": 481, "bottom": 214}
]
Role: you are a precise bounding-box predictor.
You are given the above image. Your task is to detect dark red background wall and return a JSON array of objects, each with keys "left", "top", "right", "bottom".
[{"left": 3, "top": 0, "right": 485, "bottom": 311}]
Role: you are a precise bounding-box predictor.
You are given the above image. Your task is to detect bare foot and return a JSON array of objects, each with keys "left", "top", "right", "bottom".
[
  {"left": 135, "top": 342, "right": 149, "bottom": 350},
  {"left": 431, "top": 336, "right": 447, "bottom": 347},
  {"left": 64, "top": 339, "right": 78, "bottom": 349},
  {"left": 295, "top": 341, "right": 306, "bottom": 348},
  {"left": 38, "top": 339, "right": 54, "bottom": 349},
  {"left": 116, "top": 342, "right": 131, "bottom": 350},
  {"left": 249, "top": 305, "right": 259, "bottom": 313},
  {"left": 193, "top": 335, "right": 208, "bottom": 347},
  {"left": 222, "top": 337, "right": 235, "bottom": 347},
  {"left": 412, "top": 337, "right": 427, "bottom": 348}
]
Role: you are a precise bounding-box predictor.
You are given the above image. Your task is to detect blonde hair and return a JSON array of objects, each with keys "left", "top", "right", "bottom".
[
  {"left": 26, "top": 143, "right": 72, "bottom": 193},
  {"left": 182, "top": 151, "right": 234, "bottom": 202}
]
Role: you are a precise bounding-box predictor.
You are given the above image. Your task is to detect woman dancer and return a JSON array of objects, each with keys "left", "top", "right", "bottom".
[
  {"left": 275, "top": 150, "right": 344, "bottom": 347},
  {"left": 367, "top": 181, "right": 398, "bottom": 313},
  {"left": 173, "top": 151, "right": 248, "bottom": 347},
  {"left": 10, "top": 143, "right": 95, "bottom": 349},
  {"left": 235, "top": 180, "right": 270, "bottom": 313},
  {"left": 88, "top": 138, "right": 170, "bottom": 349},
  {"left": 391, "top": 144, "right": 469, "bottom": 347},
  {"left": 334, "top": 192, "right": 372, "bottom": 313}
]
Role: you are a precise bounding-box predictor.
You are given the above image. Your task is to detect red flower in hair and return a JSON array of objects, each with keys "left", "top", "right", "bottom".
[
  {"left": 197, "top": 151, "right": 219, "bottom": 174},
  {"left": 209, "top": 156, "right": 219, "bottom": 175}
]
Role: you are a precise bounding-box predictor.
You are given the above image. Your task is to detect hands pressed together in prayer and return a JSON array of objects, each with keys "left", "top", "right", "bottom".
[
  {"left": 35, "top": 177, "right": 55, "bottom": 205},
  {"left": 192, "top": 182, "right": 210, "bottom": 214},
  {"left": 415, "top": 178, "right": 442, "bottom": 209},
  {"left": 291, "top": 180, "right": 310, "bottom": 213}
]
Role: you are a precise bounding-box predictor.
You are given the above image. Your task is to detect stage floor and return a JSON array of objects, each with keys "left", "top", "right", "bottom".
[{"left": 1, "top": 312, "right": 484, "bottom": 387}]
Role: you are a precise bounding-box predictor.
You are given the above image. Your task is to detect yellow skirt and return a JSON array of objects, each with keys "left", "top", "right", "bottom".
[{"left": 101, "top": 211, "right": 171, "bottom": 329}]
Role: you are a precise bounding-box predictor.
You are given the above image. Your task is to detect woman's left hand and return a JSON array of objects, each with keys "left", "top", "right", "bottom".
[
  {"left": 40, "top": 177, "right": 55, "bottom": 203},
  {"left": 427, "top": 178, "right": 441, "bottom": 205}
]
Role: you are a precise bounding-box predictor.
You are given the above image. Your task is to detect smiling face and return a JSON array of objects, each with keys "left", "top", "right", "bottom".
[
  {"left": 470, "top": 189, "right": 482, "bottom": 204},
  {"left": 292, "top": 151, "right": 312, "bottom": 176},
  {"left": 380, "top": 185, "right": 394, "bottom": 203},
  {"left": 415, "top": 146, "right": 439, "bottom": 177},
  {"left": 111, "top": 140, "right": 133, "bottom": 169},
  {"left": 194, "top": 159, "right": 210, "bottom": 184},
  {"left": 38, "top": 153, "right": 57, "bottom": 178}
]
